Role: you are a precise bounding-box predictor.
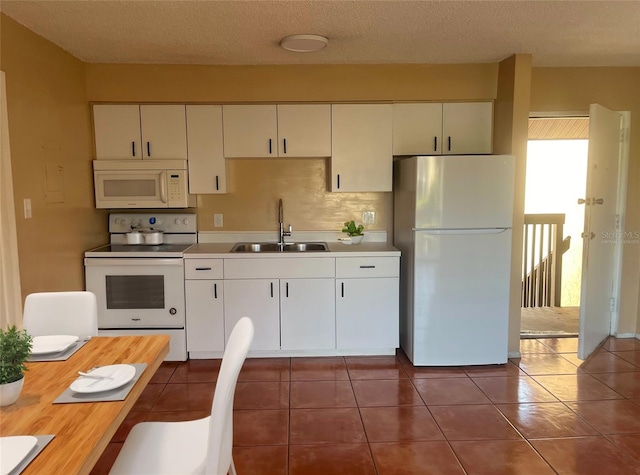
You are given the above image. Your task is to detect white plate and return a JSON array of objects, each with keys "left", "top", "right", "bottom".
[
  {"left": 31, "top": 335, "right": 78, "bottom": 355},
  {"left": 0, "top": 435, "right": 38, "bottom": 475},
  {"left": 70, "top": 364, "right": 136, "bottom": 394}
]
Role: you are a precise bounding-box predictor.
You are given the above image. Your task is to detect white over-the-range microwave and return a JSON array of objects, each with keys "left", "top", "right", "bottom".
[{"left": 93, "top": 159, "right": 196, "bottom": 209}]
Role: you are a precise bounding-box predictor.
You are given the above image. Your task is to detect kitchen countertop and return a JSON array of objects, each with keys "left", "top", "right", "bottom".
[{"left": 184, "top": 241, "right": 400, "bottom": 258}]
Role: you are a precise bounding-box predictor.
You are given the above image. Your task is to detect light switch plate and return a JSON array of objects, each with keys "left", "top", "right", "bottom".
[
  {"left": 362, "top": 211, "right": 376, "bottom": 225},
  {"left": 213, "top": 213, "right": 223, "bottom": 227}
]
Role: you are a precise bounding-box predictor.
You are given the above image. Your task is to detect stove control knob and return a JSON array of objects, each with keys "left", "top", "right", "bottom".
[
  {"left": 174, "top": 218, "right": 181, "bottom": 225},
  {"left": 183, "top": 218, "right": 189, "bottom": 225},
  {"left": 114, "top": 218, "right": 122, "bottom": 225},
  {"left": 169, "top": 308, "right": 177, "bottom": 315}
]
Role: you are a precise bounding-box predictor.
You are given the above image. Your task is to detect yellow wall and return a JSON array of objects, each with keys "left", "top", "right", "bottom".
[
  {"left": 494, "top": 54, "right": 532, "bottom": 354},
  {"left": 530, "top": 67, "right": 640, "bottom": 335},
  {"left": 85, "top": 63, "right": 499, "bottom": 236},
  {"left": 0, "top": 15, "right": 108, "bottom": 300}
]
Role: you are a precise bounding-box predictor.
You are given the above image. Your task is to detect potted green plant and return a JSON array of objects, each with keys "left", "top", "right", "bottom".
[
  {"left": 0, "top": 325, "right": 32, "bottom": 406},
  {"left": 342, "top": 220, "right": 365, "bottom": 244}
]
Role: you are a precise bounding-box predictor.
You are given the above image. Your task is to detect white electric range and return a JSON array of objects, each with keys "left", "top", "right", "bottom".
[{"left": 84, "top": 213, "right": 196, "bottom": 361}]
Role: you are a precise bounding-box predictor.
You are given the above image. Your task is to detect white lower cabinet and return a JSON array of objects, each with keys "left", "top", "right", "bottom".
[
  {"left": 336, "top": 278, "right": 399, "bottom": 349},
  {"left": 335, "top": 257, "right": 400, "bottom": 350},
  {"left": 280, "top": 278, "right": 335, "bottom": 350},
  {"left": 184, "top": 254, "right": 399, "bottom": 356},
  {"left": 223, "top": 279, "right": 280, "bottom": 351},
  {"left": 185, "top": 280, "right": 225, "bottom": 352}
]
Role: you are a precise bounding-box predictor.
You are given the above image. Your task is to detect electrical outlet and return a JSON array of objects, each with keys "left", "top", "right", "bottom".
[
  {"left": 214, "top": 213, "right": 223, "bottom": 227},
  {"left": 362, "top": 211, "right": 376, "bottom": 225}
]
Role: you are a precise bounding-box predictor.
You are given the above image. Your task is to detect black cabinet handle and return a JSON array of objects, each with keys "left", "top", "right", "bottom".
[
  {"left": 360, "top": 265, "right": 376, "bottom": 269},
  {"left": 214, "top": 283, "right": 218, "bottom": 299},
  {"left": 147, "top": 141, "right": 151, "bottom": 157},
  {"left": 341, "top": 282, "right": 344, "bottom": 298},
  {"left": 215, "top": 175, "right": 219, "bottom": 191},
  {"left": 283, "top": 138, "right": 287, "bottom": 154},
  {"left": 433, "top": 136, "right": 437, "bottom": 152},
  {"left": 286, "top": 282, "right": 289, "bottom": 298},
  {"left": 337, "top": 174, "right": 341, "bottom": 189},
  {"left": 269, "top": 139, "right": 272, "bottom": 154},
  {"left": 132, "top": 141, "right": 136, "bottom": 157},
  {"left": 270, "top": 282, "right": 274, "bottom": 298},
  {"left": 447, "top": 136, "right": 451, "bottom": 151},
  {"left": 195, "top": 267, "right": 212, "bottom": 271}
]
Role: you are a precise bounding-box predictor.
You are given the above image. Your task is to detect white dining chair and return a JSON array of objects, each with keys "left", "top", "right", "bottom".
[
  {"left": 23, "top": 291, "right": 98, "bottom": 337},
  {"left": 109, "top": 316, "right": 255, "bottom": 475}
]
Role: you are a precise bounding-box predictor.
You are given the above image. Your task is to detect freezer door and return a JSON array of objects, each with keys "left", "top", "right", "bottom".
[
  {"left": 412, "top": 229, "right": 511, "bottom": 365},
  {"left": 415, "top": 155, "right": 515, "bottom": 229}
]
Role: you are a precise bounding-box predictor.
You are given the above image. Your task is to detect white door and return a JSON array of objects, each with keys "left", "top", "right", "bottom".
[
  {"left": 93, "top": 105, "right": 142, "bottom": 159},
  {"left": 280, "top": 278, "right": 335, "bottom": 350},
  {"left": 223, "top": 279, "right": 280, "bottom": 351},
  {"left": 140, "top": 105, "right": 188, "bottom": 159},
  {"left": 578, "top": 104, "right": 623, "bottom": 359},
  {"left": 277, "top": 104, "right": 332, "bottom": 157}
]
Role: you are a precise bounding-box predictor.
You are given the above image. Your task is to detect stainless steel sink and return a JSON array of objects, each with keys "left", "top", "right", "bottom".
[{"left": 231, "top": 242, "right": 329, "bottom": 253}]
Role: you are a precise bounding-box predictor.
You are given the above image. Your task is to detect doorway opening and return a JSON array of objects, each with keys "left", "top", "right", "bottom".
[{"left": 521, "top": 117, "right": 589, "bottom": 338}]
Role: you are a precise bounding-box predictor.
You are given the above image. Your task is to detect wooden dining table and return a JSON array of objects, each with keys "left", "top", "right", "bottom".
[{"left": 0, "top": 334, "right": 169, "bottom": 475}]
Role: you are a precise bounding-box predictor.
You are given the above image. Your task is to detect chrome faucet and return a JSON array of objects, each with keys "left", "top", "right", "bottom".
[{"left": 278, "top": 198, "right": 292, "bottom": 246}]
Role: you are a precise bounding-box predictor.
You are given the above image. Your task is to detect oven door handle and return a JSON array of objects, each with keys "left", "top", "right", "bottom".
[{"left": 159, "top": 170, "right": 168, "bottom": 204}]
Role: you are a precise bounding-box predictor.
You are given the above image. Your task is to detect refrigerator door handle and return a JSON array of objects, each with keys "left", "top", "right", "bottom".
[{"left": 413, "top": 228, "right": 511, "bottom": 235}]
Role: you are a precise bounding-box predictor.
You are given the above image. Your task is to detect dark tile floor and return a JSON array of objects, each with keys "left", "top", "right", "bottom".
[{"left": 90, "top": 337, "right": 640, "bottom": 474}]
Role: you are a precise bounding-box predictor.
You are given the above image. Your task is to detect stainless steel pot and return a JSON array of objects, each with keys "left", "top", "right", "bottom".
[
  {"left": 143, "top": 231, "right": 164, "bottom": 245},
  {"left": 126, "top": 231, "right": 144, "bottom": 245}
]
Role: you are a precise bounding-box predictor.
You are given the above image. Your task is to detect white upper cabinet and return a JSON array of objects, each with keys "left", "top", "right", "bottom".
[
  {"left": 93, "top": 105, "right": 143, "bottom": 159},
  {"left": 276, "top": 104, "right": 331, "bottom": 157},
  {"left": 186, "top": 105, "right": 226, "bottom": 194},
  {"left": 93, "top": 104, "right": 187, "bottom": 160},
  {"left": 392, "top": 102, "right": 493, "bottom": 156},
  {"left": 223, "top": 105, "right": 278, "bottom": 158},
  {"left": 442, "top": 102, "right": 493, "bottom": 155},
  {"left": 331, "top": 104, "right": 393, "bottom": 192},
  {"left": 139, "top": 105, "right": 188, "bottom": 159},
  {"left": 392, "top": 103, "right": 443, "bottom": 156},
  {"left": 222, "top": 104, "right": 331, "bottom": 158}
]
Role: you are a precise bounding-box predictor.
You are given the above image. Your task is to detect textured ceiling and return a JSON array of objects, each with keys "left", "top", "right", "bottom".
[
  {"left": 528, "top": 118, "right": 590, "bottom": 140},
  {"left": 1, "top": 0, "right": 639, "bottom": 67}
]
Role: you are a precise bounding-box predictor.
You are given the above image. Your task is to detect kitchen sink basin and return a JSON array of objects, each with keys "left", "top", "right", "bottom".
[{"left": 231, "top": 242, "right": 329, "bottom": 253}]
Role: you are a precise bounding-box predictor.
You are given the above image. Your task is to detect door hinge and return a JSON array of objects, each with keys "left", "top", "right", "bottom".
[{"left": 610, "top": 298, "right": 616, "bottom": 313}]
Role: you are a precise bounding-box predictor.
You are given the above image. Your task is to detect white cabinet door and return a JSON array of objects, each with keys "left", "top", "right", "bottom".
[
  {"left": 140, "top": 105, "right": 188, "bottom": 159},
  {"left": 331, "top": 104, "right": 393, "bottom": 192},
  {"left": 222, "top": 105, "right": 277, "bottom": 158},
  {"left": 185, "top": 280, "right": 225, "bottom": 352},
  {"left": 336, "top": 278, "right": 399, "bottom": 349},
  {"left": 223, "top": 279, "right": 280, "bottom": 351},
  {"left": 277, "top": 104, "right": 331, "bottom": 157},
  {"left": 392, "top": 103, "right": 443, "bottom": 155},
  {"left": 93, "top": 105, "right": 142, "bottom": 160},
  {"left": 186, "top": 105, "right": 226, "bottom": 194},
  {"left": 442, "top": 102, "right": 493, "bottom": 155},
  {"left": 280, "top": 278, "right": 335, "bottom": 350}
]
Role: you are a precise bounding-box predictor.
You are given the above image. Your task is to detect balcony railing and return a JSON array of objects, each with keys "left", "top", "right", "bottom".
[{"left": 522, "top": 214, "right": 570, "bottom": 307}]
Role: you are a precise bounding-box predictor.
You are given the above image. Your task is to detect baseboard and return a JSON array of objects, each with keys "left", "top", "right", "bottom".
[{"left": 614, "top": 333, "right": 640, "bottom": 339}]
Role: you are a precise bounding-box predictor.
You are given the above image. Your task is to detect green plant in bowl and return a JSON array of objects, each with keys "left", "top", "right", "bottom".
[
  {"left": 342, "top": 220, "right": 365, "bottom": 237},
  {"left": 0, "top": 325, "right": 32, "bottom": 385}
]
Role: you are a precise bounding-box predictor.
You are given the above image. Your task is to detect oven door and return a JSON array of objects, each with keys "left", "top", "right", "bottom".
[{"left": 85, "top": 258, "right": 185, "bottom": 328}]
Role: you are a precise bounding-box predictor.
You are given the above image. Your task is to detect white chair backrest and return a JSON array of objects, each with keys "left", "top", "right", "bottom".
[
  {"left": 23, "top": 291, "right": 99, "bottom": 337},
  {"left": 205, "top": 317, "right": 254, "bottom": 475}
]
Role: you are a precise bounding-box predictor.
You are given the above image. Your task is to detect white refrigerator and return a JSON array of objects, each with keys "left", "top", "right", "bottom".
[{"left": 394, "top": 155, "right": 515, "bottom": 365}]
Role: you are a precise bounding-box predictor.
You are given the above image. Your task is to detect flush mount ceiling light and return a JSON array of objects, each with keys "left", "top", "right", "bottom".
[{"left": 280, "top": 34, "right": 329, "bottom": 53}]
